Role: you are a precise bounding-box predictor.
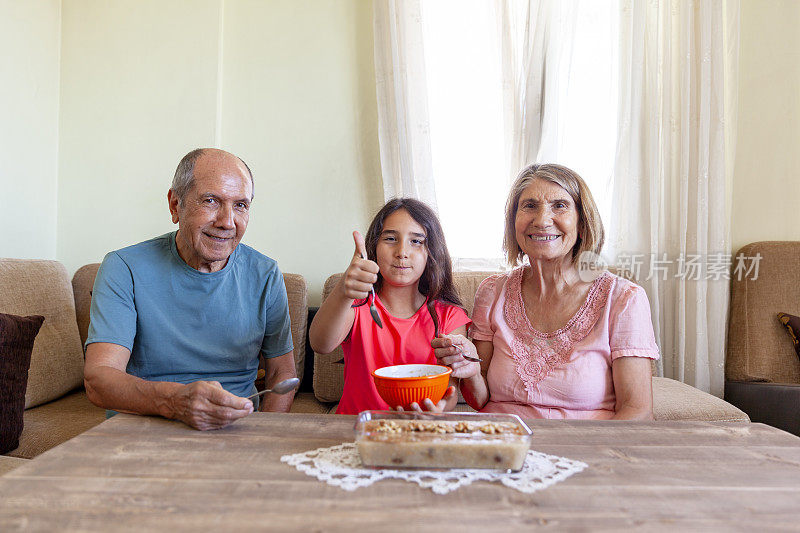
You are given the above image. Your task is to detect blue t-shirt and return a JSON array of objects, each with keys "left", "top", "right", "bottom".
[{"left": 86, "top": 232, "right": 294, "bottom": 398}]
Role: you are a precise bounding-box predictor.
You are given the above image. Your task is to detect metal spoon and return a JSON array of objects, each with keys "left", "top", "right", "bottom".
[
  {"left": 245, "top": 377, "right": 300, "bottom": 401},
  {"left": 361, "top": 252, "right": 383, "bottom": 328},
  {"left": 431, "top": 307, "right": 482, "bottom": 363},
  {"left": 367, "top": 286, "right": 384, "bottom": 328},
  {"left": 460, "top": 351, "right": 483, "bottom": 363}
]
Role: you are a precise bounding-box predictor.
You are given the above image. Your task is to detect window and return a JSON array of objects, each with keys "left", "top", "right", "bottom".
[{"left": 421, "top": 0, "right": 618, "bottom": 267}]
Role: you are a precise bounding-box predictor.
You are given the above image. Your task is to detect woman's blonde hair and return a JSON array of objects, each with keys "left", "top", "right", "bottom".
[{"left": 503, "top": 163, "right": 604, "bottom": 266}]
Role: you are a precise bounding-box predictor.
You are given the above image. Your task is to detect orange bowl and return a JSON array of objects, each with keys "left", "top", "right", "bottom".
[{"left": 372, "top": 364, "right": 452, "bottom": 409}]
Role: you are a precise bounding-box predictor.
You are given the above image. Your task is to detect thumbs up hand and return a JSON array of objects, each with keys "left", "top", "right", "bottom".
[
  {"left": 341, "top": 231, "right": 380, "bottom": 300},
  {"left": 352, "top": 230, "right": 368, "bottom": 262}
]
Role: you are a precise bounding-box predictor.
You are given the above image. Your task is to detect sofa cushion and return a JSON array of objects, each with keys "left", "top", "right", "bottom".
[
  {"left": 0, "top": 259, "right": 85, "bottom": 408},
  {"left": 652, "top": 377, "right": 749, "bottom": 422},
  {"left": 777, "top": 312, "right": 800, "bottom": 357},
  {"left": 5, "top": 390, "right": 105, "bottom": 459},
  {"left": 0, "top": 313, "right": 45, "bottom": 454},
  {"left": 289, "top": 392, "right": 336, "bottom": 414},
  {"left": 726, "top": 242, "right": 800, "bottom": 383}
]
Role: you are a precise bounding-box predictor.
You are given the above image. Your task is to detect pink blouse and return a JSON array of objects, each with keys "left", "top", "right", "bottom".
[{"left": 470, "top": 268, "right": 659, "bottom": 419}]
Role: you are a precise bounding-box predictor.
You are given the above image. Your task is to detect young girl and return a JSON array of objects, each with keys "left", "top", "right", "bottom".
[{"left": 309, "top": 198, "right": 476, "bottom": 414}]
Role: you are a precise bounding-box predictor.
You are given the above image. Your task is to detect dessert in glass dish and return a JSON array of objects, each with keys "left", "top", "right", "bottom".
[{"left": 355, "top": 411, "right": 532, "bottom": 471}]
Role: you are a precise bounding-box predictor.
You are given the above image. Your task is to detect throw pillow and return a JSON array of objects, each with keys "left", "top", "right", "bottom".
[
  {"left": 0, "top": 312, "right": 45, "bottom": 454},
  {"left": 777, "top": 312, "right": 800, "bottom": 358}
]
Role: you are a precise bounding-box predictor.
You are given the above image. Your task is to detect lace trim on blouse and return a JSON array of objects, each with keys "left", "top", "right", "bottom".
[{"left": 503, "top": 268, "right": 615, "bottom": 393}]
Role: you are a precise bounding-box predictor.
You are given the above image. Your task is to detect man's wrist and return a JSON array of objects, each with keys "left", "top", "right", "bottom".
[{"left": 152, "top": 381, "right": 181, "bottom": 419}]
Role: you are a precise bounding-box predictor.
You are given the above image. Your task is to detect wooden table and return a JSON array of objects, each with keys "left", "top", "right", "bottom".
[{"left": 2, "top": 413, "right": 799, "bottom": 531}]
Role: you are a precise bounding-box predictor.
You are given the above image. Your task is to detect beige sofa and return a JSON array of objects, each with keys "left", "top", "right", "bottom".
[
  {"left": 307, "top": 272, "right": 751, "bottom": 422},
  {"left": 725, "top": 241, "right": 800, "bottom": 435}
]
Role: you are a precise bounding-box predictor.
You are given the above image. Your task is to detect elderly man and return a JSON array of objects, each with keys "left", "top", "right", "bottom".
[{"left": 84, "top": 148, "right": 296, "bottom": 430}]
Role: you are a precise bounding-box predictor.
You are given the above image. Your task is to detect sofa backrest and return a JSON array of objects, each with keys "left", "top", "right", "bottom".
[
  {"left": 72, "top": 263, "right": 99, "bottom": 346},
  {"left": 283, "top": 273, "right": 308, "bottom": 382},
  {"left": 74, "top": 264, "right": 309, "bottom": 383},
  {"left": 0, "top": 259, "right": 85, "bottom": 409},
  {"left": 313, "top": 274, "right": 347, "bottom": 401},
  {"left": 726, "top": 241, "right": 800, "bottom": 384}
]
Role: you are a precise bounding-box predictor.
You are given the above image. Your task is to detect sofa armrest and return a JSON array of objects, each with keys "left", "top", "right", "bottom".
[
  {"left": 725, "top": 381, "right": 800, "bottom": 436},
  {"left": 652, "top": 377, "right": 749, "bottom": 422}
]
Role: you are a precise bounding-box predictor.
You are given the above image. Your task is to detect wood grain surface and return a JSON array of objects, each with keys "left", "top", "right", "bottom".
[{"left": 2, "top": 413, "right": 799, "bottom": 532}]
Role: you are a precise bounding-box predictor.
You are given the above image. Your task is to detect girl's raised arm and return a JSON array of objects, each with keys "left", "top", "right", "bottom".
[{"left": 309, "top": 231, "right": 379, "bottom": 354}]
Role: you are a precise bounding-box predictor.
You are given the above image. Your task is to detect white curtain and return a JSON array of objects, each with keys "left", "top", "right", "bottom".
[
  {"left": 610, "top": 0, "right": 739, "bottom": 396},
  {"left": 373, "top": 0, "right": 438, "bottom": 210},
  {"left": 371, "top": 0, "right": 586, "bottom": 270},
  {"left": 497, "top": 0, "right": 578, "bottom": 180}
]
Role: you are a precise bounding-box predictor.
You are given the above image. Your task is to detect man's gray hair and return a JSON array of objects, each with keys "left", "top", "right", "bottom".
[{"left": 171, "top": 148, "right": 254, "bottom": 205}]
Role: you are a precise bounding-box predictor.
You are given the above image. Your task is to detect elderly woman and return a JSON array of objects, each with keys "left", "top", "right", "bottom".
[{"left": 434, "top": 163, "right": 659, "bottom": 420}]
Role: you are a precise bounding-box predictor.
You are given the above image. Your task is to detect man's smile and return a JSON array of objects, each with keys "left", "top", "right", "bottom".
[{"left": 203, "top": 232, "right": 234, "bottom": 242}]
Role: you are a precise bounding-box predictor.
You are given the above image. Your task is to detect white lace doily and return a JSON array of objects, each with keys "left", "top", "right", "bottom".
[{"left": 280, "top": 443, "right": 587, "bottom": 495}]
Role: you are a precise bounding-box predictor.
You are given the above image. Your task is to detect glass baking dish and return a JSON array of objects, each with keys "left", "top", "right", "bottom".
[{"left": 354, "top": 411, "right": 532, "bottom": 471}]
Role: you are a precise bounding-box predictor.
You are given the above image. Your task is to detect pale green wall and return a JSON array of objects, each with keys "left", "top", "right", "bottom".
[
  {"left": 57, "top": 0, "right": 221, "bottom": 270},
  {"left": 731, "top": 0, "right": 800, "bottom": 252},
  {"left": 0, "top": 0, "right": 60, "bottom": 259},
  {"left": 55, "top": 0, "right": 383, "bottom": 304}
]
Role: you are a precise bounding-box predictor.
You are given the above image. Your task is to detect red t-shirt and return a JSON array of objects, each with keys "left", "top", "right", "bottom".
[{"left": 336, "top": 295, "right": 471, "bottom": 415}]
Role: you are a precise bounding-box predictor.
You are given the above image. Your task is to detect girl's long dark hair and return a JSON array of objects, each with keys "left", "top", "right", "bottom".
[{"left": 363, "top": 198, "right": 463, "bottom": 326}]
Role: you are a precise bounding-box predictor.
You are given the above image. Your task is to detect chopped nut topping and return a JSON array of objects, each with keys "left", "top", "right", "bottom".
[
  {"left": 453, "top": 422, "right": 472, "bottom": 433},
  {"left": 366, "top": 419, "right": 523, "bottom": 436},
  {"left": 374, "top": 420, "right": 402, "bottom": 433}
]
